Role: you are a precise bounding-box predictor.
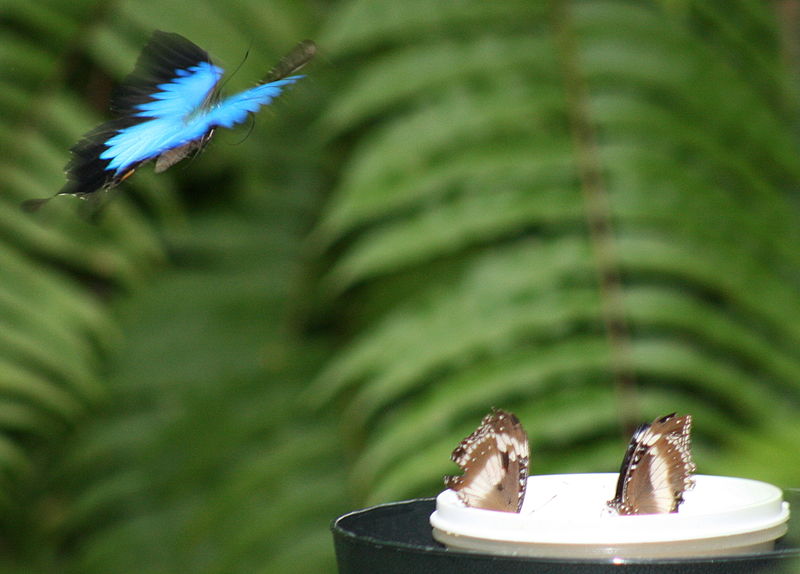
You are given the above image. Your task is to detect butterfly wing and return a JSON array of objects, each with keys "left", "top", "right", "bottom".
[
  {"left": 444, "top": 409, "right": 529, "bottom": 513},
  {"left": 263, "top": 39, "right": 317, "bottom": 83},
  {"left": 204, "top": 40, "right": 316, "bottom": 129},
  {"left": 607, "top": 413, "right": 695, "bottom": 515},
  {"left": 51, "top": 31, "right": 223, "bottom": 202},
  {"left": 97, "top": 32, "right": 223, "bottom": 177},
  {"left": 113, "top": 30, "right": 221, "bottom": 119},
  {"left": 204, "top": 77, "right": 302, "bottom": 129}
]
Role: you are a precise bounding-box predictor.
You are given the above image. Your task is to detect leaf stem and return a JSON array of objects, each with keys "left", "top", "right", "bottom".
[{"left": 552, "top": 0, "right": 640, "bottom": 434}]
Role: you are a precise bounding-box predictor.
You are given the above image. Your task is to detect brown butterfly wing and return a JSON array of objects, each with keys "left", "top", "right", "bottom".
[
  {"left": 607, "top": 413, "right": 695, "bottom": 515},
  {"left": 444, "top": 409, "right": 529, "bottom": 513}
]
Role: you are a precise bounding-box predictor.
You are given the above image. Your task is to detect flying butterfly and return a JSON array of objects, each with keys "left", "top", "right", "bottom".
[
  {"left": 444, "top": 408, "right": 530, "bottom": 513},
  {"left": 606, "top": 413, "right": 696, "bottom": 515},
  {"left": 23, "top": 31, "right": 316, "bottom": 211}
]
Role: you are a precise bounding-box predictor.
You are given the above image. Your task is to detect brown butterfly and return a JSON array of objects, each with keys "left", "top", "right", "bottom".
[
  {"left": 444, "top": 408, "right": 529, "bottom": 513},
  {"left": 607, "top": 413, "right": 696, "bottom": 515}
]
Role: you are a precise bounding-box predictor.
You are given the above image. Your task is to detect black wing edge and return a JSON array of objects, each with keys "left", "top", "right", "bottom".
[
  {"left": 263, "top": 40, "right": 317, "bottom": 84},
  {"left": 607, "top": 422, "right": 649, "bottom": 510},
  {"left": 21, "top": 117, "right": 142, "bottom": 212},
  {"left": 111, "top": 30, "right": 213, "bottom": 117}
]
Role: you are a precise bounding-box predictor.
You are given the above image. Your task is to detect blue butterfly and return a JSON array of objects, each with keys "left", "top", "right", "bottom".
[{"left": 23, "top": 31, "right": 315, "bottom": 211}]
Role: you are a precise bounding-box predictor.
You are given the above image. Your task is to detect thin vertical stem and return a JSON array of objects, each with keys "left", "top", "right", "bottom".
[
  {"left": 552, "top": 0, "right": 639, "bottom": 435},
  {"left": 776, "top": 0, "right": 800, "bottom": 113}
]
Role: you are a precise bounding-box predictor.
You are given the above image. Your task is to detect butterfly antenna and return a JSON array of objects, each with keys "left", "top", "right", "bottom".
[
  {"left": 216, "top": 41, "right": 253, "bottom": 93},
  {"left": 263, "top": 40, "right": 317, "bottom": 83},
  {"left": 227, "top": 115, "right": 256, "bottom": 146}
]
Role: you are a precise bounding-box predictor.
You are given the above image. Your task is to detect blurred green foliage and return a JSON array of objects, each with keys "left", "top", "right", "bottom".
[{"left": 2, "top": 0, "right": 800, "bottom": 571}]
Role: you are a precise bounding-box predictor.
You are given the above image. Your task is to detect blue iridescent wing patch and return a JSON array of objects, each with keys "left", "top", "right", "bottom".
[{"left": 23, "top": 31, "right": 315, "bottom": 211}]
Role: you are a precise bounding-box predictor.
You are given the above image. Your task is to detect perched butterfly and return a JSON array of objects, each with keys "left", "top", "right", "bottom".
[
  {"left": 444, "top": 408, "right": 530, "bottom": 513},
  {"left": 23, "top": 31, "right": 316, "bottom": 211},
  {"left": 606, "top": 413, "right": 696, "bottom": 515}
]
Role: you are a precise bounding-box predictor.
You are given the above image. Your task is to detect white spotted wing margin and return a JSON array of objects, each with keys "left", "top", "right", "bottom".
[
  {"left": 607, "top": 413, "right": 696, "bottom": 515},
  {"left": 444, "top": 409, "right": 530, "bottom": 513}
]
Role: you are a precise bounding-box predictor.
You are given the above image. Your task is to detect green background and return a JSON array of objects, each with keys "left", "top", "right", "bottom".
[{"left": 2, "top": 0, "right": 800, "bottom": 571}]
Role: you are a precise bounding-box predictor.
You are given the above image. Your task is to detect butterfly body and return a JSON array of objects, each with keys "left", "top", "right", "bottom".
[
  {"left": 23, "top": 31, "right": 315, "bottom": 210},
  {"left": 607, "top": 413, "right": 696, "bottom": 515},
  {"left": 444, "top": 409, "right": 529, "bottom": 513}
]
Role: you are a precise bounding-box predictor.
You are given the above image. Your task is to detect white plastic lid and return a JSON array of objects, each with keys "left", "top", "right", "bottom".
[{"left": 430, "top": 474, "right": 790, "bottom": 559}]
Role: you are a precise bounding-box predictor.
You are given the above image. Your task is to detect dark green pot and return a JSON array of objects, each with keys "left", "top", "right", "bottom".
[{"left": 332, "top": 492, "right": 800, "bottom": 574}]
